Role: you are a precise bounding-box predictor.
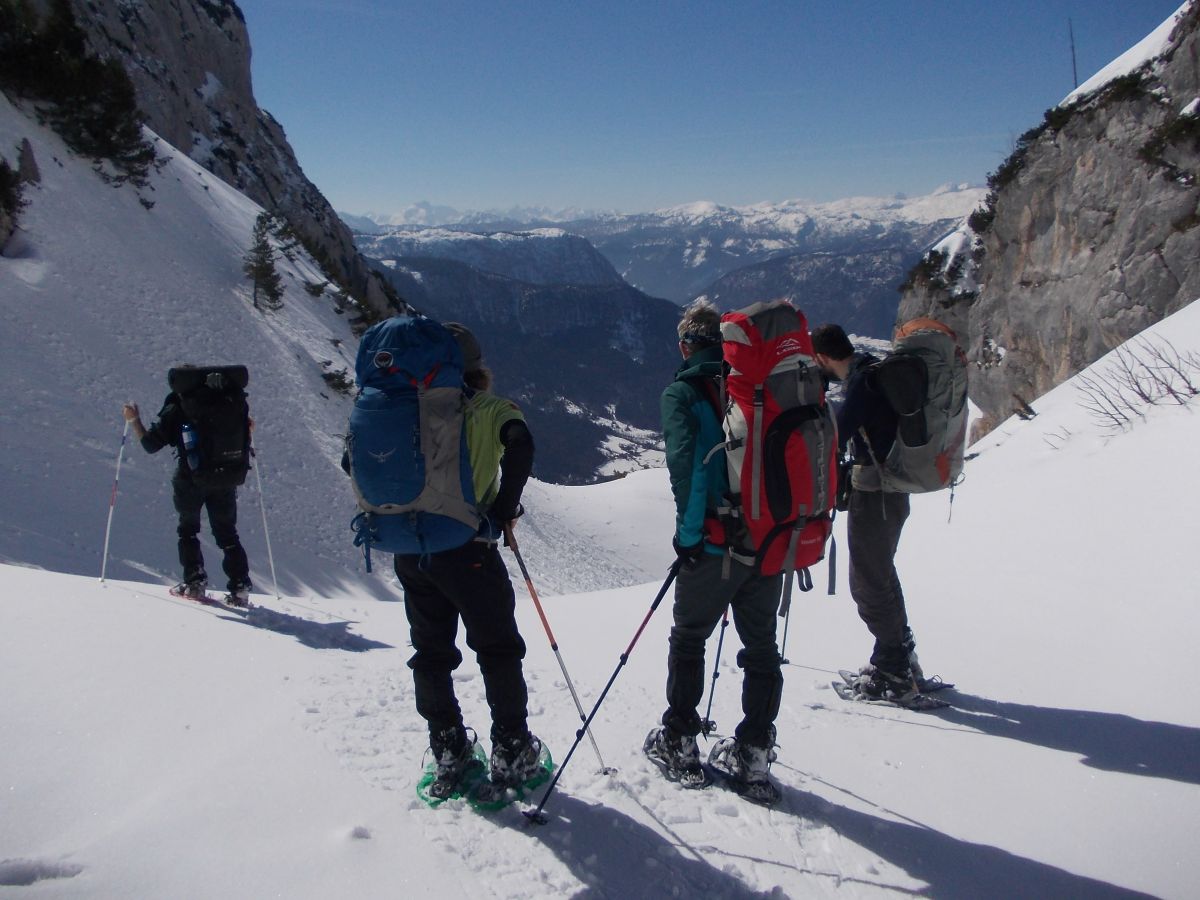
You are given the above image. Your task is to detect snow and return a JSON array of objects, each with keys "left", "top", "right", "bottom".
[
  {"left": 4, "top": 71, "right": 1200, "bottom": 900},
  {"left": 3, "top": 299, "right": 1199, "bottom": 896},
  {"left": 1062, "top": 2, "right": 1191, "bottom": 105}
]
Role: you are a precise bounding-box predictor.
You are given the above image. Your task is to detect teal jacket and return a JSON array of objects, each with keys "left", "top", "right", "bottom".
[{"left": 661, "top": 344, "right": 729, "bottom": 551}]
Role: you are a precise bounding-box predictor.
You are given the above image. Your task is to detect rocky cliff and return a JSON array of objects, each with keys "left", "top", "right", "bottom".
[
  {"left": 39, "top": 0, "right": 397, "bottom": 319},
  {"left": 900, "top": 2, "right": 1200, "bottom": 437}
]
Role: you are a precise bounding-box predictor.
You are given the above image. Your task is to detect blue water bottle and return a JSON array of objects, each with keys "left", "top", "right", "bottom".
[{"left": 181, "top": 423, "right": 200, "bottom": 470}]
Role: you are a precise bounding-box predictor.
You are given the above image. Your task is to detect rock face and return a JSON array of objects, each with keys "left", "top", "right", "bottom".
[
  {"left": 900, "top": 4, "right": 1200, "bottom": 435},
  {"left": 44, "top": 0, "right": 395, "bottom": 317}
]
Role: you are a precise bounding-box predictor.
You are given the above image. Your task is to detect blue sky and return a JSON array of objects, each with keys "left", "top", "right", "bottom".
[{"left": 239, "top": 1, "right": 1186, "bottom": 215}]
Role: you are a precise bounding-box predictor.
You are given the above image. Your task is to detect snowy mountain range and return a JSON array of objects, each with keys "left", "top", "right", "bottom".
[
  {"left": 356, "top": 227, "right": 625, "bottom": 288},
  {"left": 345, "top": 184, "right": 985, "bottom": 308}
]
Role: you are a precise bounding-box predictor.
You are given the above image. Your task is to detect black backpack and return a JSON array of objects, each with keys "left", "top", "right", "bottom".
[{"left": 168, "top": 365, "right": 251, "bottom": 489}]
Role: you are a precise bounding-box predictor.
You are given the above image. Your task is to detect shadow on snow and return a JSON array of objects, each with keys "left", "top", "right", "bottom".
[{"left": 940, "top": 692, "right": 1200, "bottom": 786}]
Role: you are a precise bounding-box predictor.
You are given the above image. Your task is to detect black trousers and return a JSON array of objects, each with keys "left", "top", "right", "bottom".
[
  {"left": 847, "top": 489, "right": 911, "bottom": 672},
  {"left": 663, "top": 552, "right": 783, "bottom": 748},
  {"left": 172, "top": 475, "right": 249, "bottom": 591},
  {"left": 394, "top": 541, "right": 529, "bottom": 743}
]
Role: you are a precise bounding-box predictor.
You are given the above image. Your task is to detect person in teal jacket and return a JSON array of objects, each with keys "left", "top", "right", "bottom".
[{"left": 644, "top": 300, "right": 785, "bottom": 804}]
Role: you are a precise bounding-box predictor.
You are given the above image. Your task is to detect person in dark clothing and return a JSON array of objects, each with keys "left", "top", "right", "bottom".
[
  {"left": 645, "top": 300, "right": 784, "bottom": 803},
  {"left": 390, "top": 323, "right": 543, "bottom": 798},
  {"left": 811, "top": 323, "right": 923, "bottom": 701},
  {"left": 122, "top": 393, "right": 252, "bottom": 605}
]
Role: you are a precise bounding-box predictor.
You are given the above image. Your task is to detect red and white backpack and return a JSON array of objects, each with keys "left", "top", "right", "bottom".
[{"left": 709, "top": 301, "right": 838, "bottom": 586}]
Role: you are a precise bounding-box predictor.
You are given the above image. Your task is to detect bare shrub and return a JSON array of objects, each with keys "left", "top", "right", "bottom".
[{"left": 1076, "top": 336, "right": 1200, "bottom": 431}]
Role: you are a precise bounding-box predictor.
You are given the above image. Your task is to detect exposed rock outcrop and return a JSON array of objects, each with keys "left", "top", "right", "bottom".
[
  {"left": 38, "top": 0, "right": 398, "bottom": 319},
  {"left": 900, "top": 3, "right": 1200, "bottom": 435}
]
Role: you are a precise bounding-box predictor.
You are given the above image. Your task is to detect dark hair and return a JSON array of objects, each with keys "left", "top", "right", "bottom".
[
  {"left": 811, "top": 324, "right": 854, "bottom": 361},
  {"left": 464, "top": 366, "right": 493, "bottom": 392}
]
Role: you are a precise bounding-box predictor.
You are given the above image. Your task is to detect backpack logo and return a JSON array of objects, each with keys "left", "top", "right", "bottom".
[
  {"left": 346, "top": 316, "right": 481, "bottom": 567},
  {"left": 776, "top": 337, "right": 804, "bottom": 356}
]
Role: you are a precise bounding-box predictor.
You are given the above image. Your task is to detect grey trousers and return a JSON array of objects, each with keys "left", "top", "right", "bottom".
[
  {"left": 662, "top": 552, "right": 784, "bottom": 748},
  {"left": 847, "top": 488, "right": 911, "bottom": 672}
]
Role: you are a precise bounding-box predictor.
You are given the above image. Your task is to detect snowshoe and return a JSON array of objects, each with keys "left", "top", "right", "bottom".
[
  {"left": 170, "top": 581, "right": 211, "bottom": 602},
  {"left": 833, "top": 668, "right": 949, "bottom": 711},
  {"left": 416, "top": 733, "right": 487, "bottom": 807},
  {"left": 468, "top": 737, "right": 554, "bottom": 811},
  {"left": 705, "top": 735, "right": 781, "bottom": 806},
  {"left": 643, "top": 726, "right": 711, "bottom": 789}
]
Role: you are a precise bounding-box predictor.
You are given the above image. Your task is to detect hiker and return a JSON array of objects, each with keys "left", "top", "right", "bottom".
[
  {"left": 645, "top": 299, "right": 785, "bottom": 803},
  {"left": 811, "top": 323, "right": 922, "bottom": 700},
  {"left": 357, "top": 319, "right": 543, "bottom": 800},
  {"left": 122, "top": 365, "right": 253, "bottom": 606}
]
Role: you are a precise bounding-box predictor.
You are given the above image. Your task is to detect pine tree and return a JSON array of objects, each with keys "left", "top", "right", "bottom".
[{"left": 243, "top": 212, "right": 283, "bottom": 310}]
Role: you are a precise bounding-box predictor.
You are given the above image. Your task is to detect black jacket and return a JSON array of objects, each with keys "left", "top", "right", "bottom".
[
  {"left": 837, "top": 352, "right": 898, "bottom": 466},
  {"left": 140, "top": 393, "right": 188, "bottom": 476}
]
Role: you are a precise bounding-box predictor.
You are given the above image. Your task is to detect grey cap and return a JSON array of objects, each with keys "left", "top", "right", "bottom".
[{"left": 444, "top": 322, "right": 483, "bottom": 371}]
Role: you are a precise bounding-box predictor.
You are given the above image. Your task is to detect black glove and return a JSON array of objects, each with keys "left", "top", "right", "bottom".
[
  {"left": 672, "top": 535, "right": 705, "bottom": 566},
  {"left": 835, "top": 458, "right": 853, "bottom": 512},
  {"left": 492, "top": 501, "right": 524, "bottom": 524}
]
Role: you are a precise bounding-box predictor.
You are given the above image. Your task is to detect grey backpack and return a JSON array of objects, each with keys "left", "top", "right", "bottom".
[{"left": 869, "top": 318, "right": 968, "bottom": 493}]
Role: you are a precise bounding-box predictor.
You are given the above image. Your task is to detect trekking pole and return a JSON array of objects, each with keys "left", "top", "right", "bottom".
[
  {"left": 505, "top": 525, "right": 614, "bottom": 775},
  {"left": 99, "top": 418, "right": 130, "bottom": 583},
  {"left": 701, "top": 607, "right": 729, "bottom": 738},
  {"left": 523, "top": 559, "right": 682, "bottom": 825},
  {"left": 778, "top": 566, "right": 811, "bottom": 665},
  {"left": 251, "top": 446, "right": 280, "bottom": 599}
]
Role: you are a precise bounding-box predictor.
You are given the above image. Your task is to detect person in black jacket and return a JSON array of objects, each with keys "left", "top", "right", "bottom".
[
  {"left": 122, "top": 394, "right": 252, "bottom": 605},
  {"left": 811, "top": 323, "right": 923, "bottom": 701}
]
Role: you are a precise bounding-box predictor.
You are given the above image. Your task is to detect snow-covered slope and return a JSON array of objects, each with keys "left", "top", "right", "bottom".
[
  {"left": 0, "top": 93, "right": 392, "bottom": 599},
  {"left": 3, "top": 270, "right": 1197, "bottom": 896}
]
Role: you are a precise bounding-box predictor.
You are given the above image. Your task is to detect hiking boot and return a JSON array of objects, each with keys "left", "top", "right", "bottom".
[
  {"left": 853, "top": 665, "right": 919, "bottom": 702},
  {"left": 226, "top": 580, "right": 252, "bottom": 608},
  {"left": 489, "top": 732, "right": 545, "bottom": 788},
  {"left": 428, "top": 726, "right": 481, "bottom": 800},
  {"left": 174, "top": 579, "right": 207, "bottom": 599},
  {"left": 902, "top": 628, "right": 924, "bottom": 681},
  {"left": 707, "top": 731, "right": 780, "bottom": 805},
  {"left": 643, "top": 726, "right": 709, "bottom": 788}
]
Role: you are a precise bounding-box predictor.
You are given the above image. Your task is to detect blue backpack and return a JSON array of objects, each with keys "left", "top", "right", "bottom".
[{"left": 346, "top": 316, "right": 480, "bottom": 568}]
